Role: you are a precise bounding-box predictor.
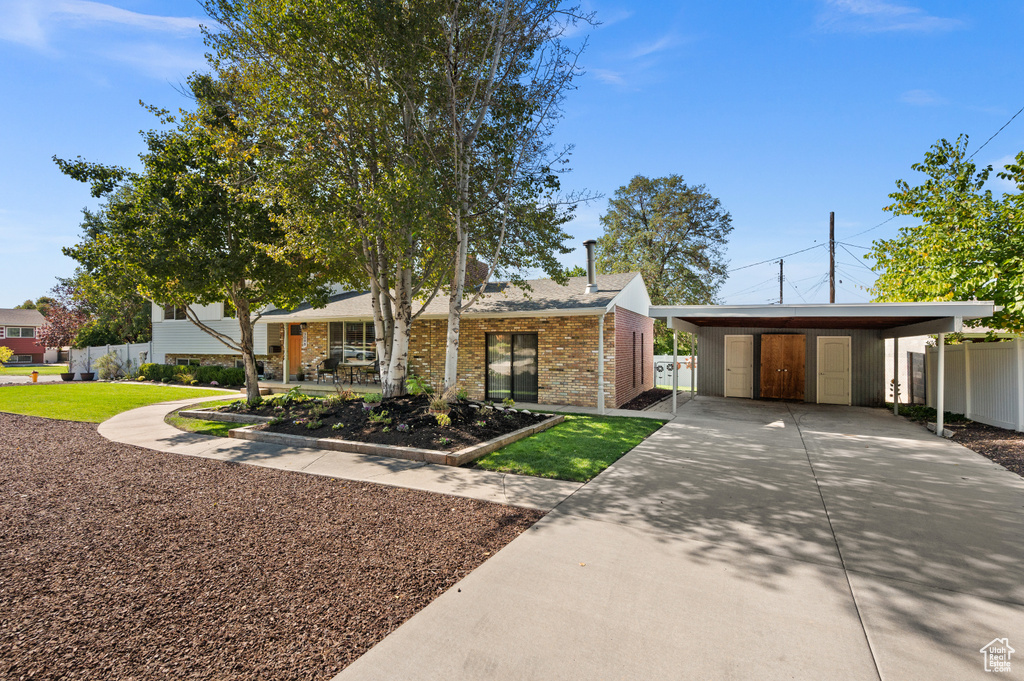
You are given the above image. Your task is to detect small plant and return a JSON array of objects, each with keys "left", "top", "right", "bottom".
[
  {"left": 434, "top": 412, "right": 452, "bottom": 427},
  {"left": 382, "top": 426, "right": 391, "bottom": 433},
  {"left": 396, "top": 423, "right": 410, "bottom": 433},
  {"left": 174, "top": 365, "right": 200, "bottom": 384},
  {"left": 293, "top": 417, "right": 309, "bottom": 426},
  {"left": 502, "top": 397, "right": 516, "bottom": 408},
  {"left": 435, "top": 436, "right": 453, "bottom": 447},
  {"left": 429, "top": 395, "right": 451, "bottom": 413},
  {"left": 331, "top": 422, "right": 345, "bottom": 431},
  {"left": 363, "top": 392, "right": 383, "bottom": 404},
  {"left": 475, "top": 420, "right": 487, "bottom": 428},
  {"left": 94, "top": 351, "right": 129, "bottom": 380},
  {"left": 210, "top": 380, "right": 220, "bottom": 387},
  {"left": 406, "top": 374, "right": 430, "bottom": 396},
  {"left": 309, "top": 402, "right": 327, "bottom": 419},
  {"left": 456, "top": 387, "right": 468, "bottom": 401},
  {"left": 368, "top": 409, "right": 392, "bottom": 425},
  {"left": 268, "top": 416, "right": 285, "bottom": 426},
  {"left": 306, "top": 419, "right": 323, "bottom": 430},
  {"left": 334, "top": 386, "right": 357, "bottom": 401}
]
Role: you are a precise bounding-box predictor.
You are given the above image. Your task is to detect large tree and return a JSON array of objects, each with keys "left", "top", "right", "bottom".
[
  {"left": 596, "top": 174, "right": 732, "bottom": 303},
  {"left": 870, "top": 136, "right": 1024, "bottom": 331},
  {"left": 58, "top": 76, "right": 332, "bottom": 403}
]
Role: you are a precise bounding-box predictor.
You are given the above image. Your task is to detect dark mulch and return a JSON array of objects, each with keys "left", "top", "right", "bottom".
[
  {"left": 618, "top": 388, "right": 673, "bottom": 411},
  {"left": 227, "top": 393, "right": 546, "bottom": 452},
  {"left": 947, "top": 421, "right": 1024, "bottom": 477},
  {"left": 0, "top": 413, "right": 543, "bottom": 680}
]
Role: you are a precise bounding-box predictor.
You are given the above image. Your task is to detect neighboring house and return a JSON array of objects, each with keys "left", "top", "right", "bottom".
[
  {"left": 260, "top": 271, "right": 653, "bottom": 409},
  {"left": 0, "top": 308, "right": 58, "bottom": 364},
  {"left": 149, "top": 300, "right": 269, "bottom": 370},
  {"left": 651, "top": 301, "right": 995, "bottom": 408}
]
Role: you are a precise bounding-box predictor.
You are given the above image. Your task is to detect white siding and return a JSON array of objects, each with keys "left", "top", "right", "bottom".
[
  {"left": 151, "top": 301, "right": 267, "bottom": 363},
  {"left": 885, "top": 335, "right": 928, "bottom": 403},
  {"left": 608, "top": 274, "right": 652, "bottom": 317}
]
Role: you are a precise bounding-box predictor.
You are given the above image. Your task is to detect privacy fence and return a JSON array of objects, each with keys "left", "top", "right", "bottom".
[
  {"left": 926, "top": 339, "right": 1024, "bottom": 432},
  {"left": 653, "top": 355, "right": 697, "bottom": 392},
  {"left": 69, "top": 342, "right": 154, "bottom": 378}
]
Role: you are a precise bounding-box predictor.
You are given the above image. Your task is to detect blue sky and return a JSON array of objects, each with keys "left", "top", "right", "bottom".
[{"left": 2, "top": 0, "right": 1022, "bottom": 307}]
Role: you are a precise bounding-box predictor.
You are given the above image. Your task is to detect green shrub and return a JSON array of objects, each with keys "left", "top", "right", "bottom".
[
  {"left": 222, "top": 368, "right": 245, "bottom": 386},
  {"left": 140, "top": 363, "right": 177, "bottom": 381}
]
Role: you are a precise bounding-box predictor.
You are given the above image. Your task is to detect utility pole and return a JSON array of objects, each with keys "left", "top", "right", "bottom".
[
  {"left": 779, "top": 259, "right": 784, "bottom": 304},
  {"left": 829, "top": 211, "right": 836, "bottom": 303}
]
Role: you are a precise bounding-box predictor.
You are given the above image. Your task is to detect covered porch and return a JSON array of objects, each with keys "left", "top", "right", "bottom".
[{"left": 649, "top": 301, "right": 997, "bottom": 435}]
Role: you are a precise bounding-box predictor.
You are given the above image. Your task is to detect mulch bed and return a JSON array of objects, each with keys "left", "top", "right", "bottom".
[
  {"left": 0, "top": 413, "right": 543, "bottom": 680},
  {"left": 618, "top": 388, "right": 673, "bottom": 411},
  {"left": 223, "top": 393, "right": 547, "bottom": 452},
  {"left": 946, "top": 421, "right": 1024, "bottom": 477}
]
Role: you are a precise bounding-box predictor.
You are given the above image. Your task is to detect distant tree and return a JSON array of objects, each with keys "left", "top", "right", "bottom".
[
  {"left": 596, "top": 174, "right": 731, "bottom": 352},
  {"left": 0, "top": 346, "right": 13, "bottom": 366},
  {"left": 14, "top": 300, "right": 35, "bottom": 310},
  {"left": 56, "top": 268, "right": 151, "bottom": 345},
  {"left": 566, "top": 264, "right": 587, "bottom": 277},
  {"left": 870, "top": 136, "right": 1024, "bottom": 331},
  {"left": 35, "top": 302, "right": 88, "bottom": 350}
]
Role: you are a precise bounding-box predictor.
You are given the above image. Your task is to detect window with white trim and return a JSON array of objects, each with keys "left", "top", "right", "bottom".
[
  {"left": 163, "top": 305, "right": 187, "bottom": 320},
  {"left": 6, "top": 327, "right": 36, "bottom": 338},
  {"left": 12, "top": 355, "right": 33, "bottom": 363},
  {"left": 175, "top": 358, "right": 201, "bottom": 366}
]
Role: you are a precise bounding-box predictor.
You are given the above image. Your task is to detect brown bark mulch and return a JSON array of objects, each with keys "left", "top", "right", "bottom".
[
  {"left": 618, "top": 388, "right": 673, "bottom": 411},
  {"left": 947, "top": 421, "right": 1024, "bottom": 477},
  {"left": 0, "top": 413, "right": 543, "bottom": 680},
  {"left": 226, "top": 393, "right": 546, "bottom": 452}
]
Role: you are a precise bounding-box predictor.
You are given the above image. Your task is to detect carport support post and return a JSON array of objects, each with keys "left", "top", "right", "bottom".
[
  {"left": 893, "top": 336, "right": 899, "bottom": 416},
  {"left": 282, "top": 327, "right": 290, "bottom": 385},
  {"left": 691, "top": 333, "right": 696, "bottom": 396},
  {"left": 936, "top": 333, "right": 945, "bottom": 437},
  {"left": 672, "top": 330, "right": 678, "bottom": 415}
]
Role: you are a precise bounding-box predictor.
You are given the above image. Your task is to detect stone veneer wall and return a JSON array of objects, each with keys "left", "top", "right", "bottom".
[
  {"left": 408, "top": 314, "right": 617, "bottom": 408},
  {"left": 168, "top": 353, "right": 269, "bottom": 368},
  {"left": 278, "top": 313, "right": 636, "bottom": 408}
]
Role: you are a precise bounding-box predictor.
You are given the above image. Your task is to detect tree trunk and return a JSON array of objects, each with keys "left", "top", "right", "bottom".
[
  {"left": 233, "top": 294, "right": 262, "bottom": 405},
  {"left": 443, "top": 206, "right": 470, "bottom": 389},
  {"left": 386, "top": 265, "right": 412, "bottom": 398}
]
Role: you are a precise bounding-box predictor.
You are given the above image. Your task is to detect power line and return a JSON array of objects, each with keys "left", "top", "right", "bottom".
[
  {"left": 837, "top": 241, "right": 873, "bottom": 250},
  {"left": 838, "top": 244, "right": 875, "bottom": 272},
  {"left": 727, "top": 243, "right": 825, "bottom": 273},
  {"left": 968, "top": 104, "right": 1024, "bottom": 161},
  {"left": 844, "top": 214, "right": 897, "bottom": 240}
]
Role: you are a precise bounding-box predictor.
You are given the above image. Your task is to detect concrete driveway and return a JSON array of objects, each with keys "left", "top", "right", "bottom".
[{"left": 338, "top": 397, "right": 1024, "bottom": 680}]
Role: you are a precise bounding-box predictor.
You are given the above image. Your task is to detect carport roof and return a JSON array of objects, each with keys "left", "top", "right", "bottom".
[{"left": 649, "top": 301, "right": 997, "bottom": 338}]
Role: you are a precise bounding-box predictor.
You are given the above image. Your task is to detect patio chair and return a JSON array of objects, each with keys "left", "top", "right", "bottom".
[
  {"left": 359, "top": 361, "right": 381, "bottom": 385},
  {"left": 316, "top": 357, "right": 341, "bottom": 384}
]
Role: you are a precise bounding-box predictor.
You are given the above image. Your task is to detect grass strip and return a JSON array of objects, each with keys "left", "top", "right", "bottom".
[
  {"left": 473, "top": 413, "right": 665, "bottom": 482},
  {"left": 0, "top": 383, "right": 234, "bottom": 423},
  {"left": 0, "top": 365, "right": 70, "bottom": 376}
]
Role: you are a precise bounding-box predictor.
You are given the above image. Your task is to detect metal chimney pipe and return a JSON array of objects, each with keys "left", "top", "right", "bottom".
[{"left": 583, "top": 239, "right": 598, "bottom": 293}]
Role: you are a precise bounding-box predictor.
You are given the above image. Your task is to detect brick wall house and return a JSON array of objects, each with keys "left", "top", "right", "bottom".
[
  {"left": 0, "top": 308, "right": 54, "bottom": 364},
  {"left": 259, "top": 273, "right": 654, "bottom": 408}
]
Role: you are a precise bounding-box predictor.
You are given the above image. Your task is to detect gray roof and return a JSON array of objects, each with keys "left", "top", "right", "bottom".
[
  {"left": 263, "top": 273, "right": 640, "bottom": 322},
  {"left": 0, "top": 308, "right": 46, "bottom": 326}
]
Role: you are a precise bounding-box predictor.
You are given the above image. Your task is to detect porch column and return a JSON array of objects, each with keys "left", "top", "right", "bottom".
[
  {"left": 282, "top": 324, "right": 290, "bottom": 385},
  {"left": 690, "top": 332, "right": 696, "bottom": 395},
  {"left": 672, "top": 329, "right": 678, "bottom": 415},
  {"left": 936, "top": 333, "right": 945, "bottom": 436},
  {"left": 893, "top": 336, "right": 899, "bottom": 416},
  {"left": 597, "top": 314, "right": 606, "bottom": 415}
]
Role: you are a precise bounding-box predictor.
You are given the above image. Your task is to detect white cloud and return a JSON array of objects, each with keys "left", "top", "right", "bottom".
[
  {"left": 630, "top": 33, "right": 678, "bottom": 59},
  {"left": 0, "top": 0, "right": 206, "bottom": 51},
  {"left": 816, "top": 0, "right": 963, "bottom": 33},
  {"left": 590, "top": 68, "right": 626, "bottom": 85},
  {"left": 900, "top": 89, "right": 946, "bottom": 106}
]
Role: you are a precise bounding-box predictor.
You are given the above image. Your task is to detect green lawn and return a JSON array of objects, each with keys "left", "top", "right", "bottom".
[
  {"left": 165, "top": 398, "right": 246, "bottom": 437},
  {"left": 0, "top": 365, "right": 69, "bottom": 376},
  {"left": 0, "top": 383, "right": 235, "bottom": 423},
  {"left": 473, "top": 414, "right": 666, "bottom": 482}
]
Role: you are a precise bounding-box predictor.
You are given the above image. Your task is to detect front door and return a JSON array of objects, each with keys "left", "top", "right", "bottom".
[
  {"left": 288, "top": 324, "right": 303, "bottom": 376},
  {"left": 817, "top": 336, "right": 851, "bottom": 405},
  {"left": 724, "top": 334, "right": 753, "bottom": 398},
  {"left": 760, "top": 334, "right": 806, "bottom": 400}
]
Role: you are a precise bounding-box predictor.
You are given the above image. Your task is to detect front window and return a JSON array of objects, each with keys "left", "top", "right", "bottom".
[
  {"left": 175, "top": 358, "right": 201, "bottom": 366},
  {"left": 11, "top": 354, "right": 33, "bottom": 363},
  {"left": 6, "top": 327, "right": 35, "bottom": 338},
  {"left": 329, "top": 322, "right": 376, "bottom": 363}
]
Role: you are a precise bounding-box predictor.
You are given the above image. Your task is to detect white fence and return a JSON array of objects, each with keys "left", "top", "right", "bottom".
[
  {"left": 654, "top": 354, "right": 697, "bottom": 391},
  {"left": 70, "top": 342, "right": 154, "bottom": 377},
  {"left": 926, "top": 340, "right": 1024, "bottom": 431}
]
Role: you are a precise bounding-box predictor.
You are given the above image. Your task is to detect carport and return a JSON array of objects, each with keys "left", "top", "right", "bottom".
[{"left": 649, "top": 301, "right": 996, "bottom": 434}]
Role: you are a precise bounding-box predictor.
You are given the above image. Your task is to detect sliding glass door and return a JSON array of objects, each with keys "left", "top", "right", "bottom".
[{"left": 486, "top": 333, "right": 538, "bottom": 403}]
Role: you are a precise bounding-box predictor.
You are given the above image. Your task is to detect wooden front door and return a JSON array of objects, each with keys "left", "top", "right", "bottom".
[
  {"left": 288, "top": 324, "right": 303, "bottom": 376},
  {"left": 760, "top": 334, "right": 806, "bottom": 400}
]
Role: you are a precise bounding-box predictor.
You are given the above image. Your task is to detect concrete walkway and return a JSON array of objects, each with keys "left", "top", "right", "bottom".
[
  {"left": 98, "top": 396, "right": 581, "bottom": 511},
  {"left": 338, "top": 397, "right": 1024, "bottom": 680}
]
